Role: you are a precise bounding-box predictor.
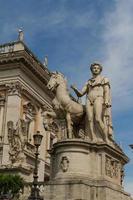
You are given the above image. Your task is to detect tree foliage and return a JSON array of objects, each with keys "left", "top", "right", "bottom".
[{"left": 0, "top": 174, "right": 24, "bottom": 199}]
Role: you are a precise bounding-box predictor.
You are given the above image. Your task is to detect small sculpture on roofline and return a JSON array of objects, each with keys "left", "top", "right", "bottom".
[{"left": 18, "top": 28, "right": 24, "bottom": 41}]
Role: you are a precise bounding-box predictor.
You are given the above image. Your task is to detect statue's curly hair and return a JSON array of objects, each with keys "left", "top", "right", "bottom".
[{"left": 90, "top": 62, "right": 103, "bottom": 72}]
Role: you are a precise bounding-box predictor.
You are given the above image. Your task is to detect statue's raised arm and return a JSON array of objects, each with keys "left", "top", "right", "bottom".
[{"left": 71, "top": 84, "right": 87, "bottom": 97}]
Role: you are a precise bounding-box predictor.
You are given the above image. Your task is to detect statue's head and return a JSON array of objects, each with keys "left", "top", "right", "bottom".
[
  {"left": 90, "top": 63, "right": 102, "bottom": 74},
  {"left": 47, "top": 71, "right": 66, "bottom": 91}
]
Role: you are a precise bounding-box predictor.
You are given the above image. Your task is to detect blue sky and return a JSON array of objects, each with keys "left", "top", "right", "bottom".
[{"left": 0, "top": 0, "right": 133, "bottom": 195}]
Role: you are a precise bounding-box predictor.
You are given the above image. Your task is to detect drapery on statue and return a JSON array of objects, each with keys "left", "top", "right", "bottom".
[{"left": 71, "top": 63, "right": 113, "bottom": 142}]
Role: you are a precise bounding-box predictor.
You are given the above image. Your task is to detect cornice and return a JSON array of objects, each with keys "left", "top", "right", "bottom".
[
  {"left": 0, "top": 41, "right": 54, "bottom": 103},
  {"left": 0, "top": 50, "right": 50, "bottom": 85},
  {"left": 0, "top": 78, "right": 53, "bottom": 107}
]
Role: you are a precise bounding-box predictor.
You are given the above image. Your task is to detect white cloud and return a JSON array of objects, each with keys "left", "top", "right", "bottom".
[
  {"left": 102, "top": 0, "right": 133, "bottom": 113},
  {"left": 0, "top": 4, "right": 95, "bottom": 45}
]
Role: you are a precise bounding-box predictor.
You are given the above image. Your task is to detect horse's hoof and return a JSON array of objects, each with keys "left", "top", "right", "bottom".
[
  {"left": 92, "top": 139, "right": 97, "bottom": 143},
  {"left": 85, "top": 136, "right": 90, "bottom": 142}
]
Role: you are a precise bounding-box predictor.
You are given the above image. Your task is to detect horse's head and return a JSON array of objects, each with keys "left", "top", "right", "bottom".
[{"left": 47, "top": 71, "right": 66, "bottom": 91}]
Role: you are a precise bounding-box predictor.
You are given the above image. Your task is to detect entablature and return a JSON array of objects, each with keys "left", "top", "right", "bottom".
[{"left": 0, "top": 41, "right": 51, "bottom": 86}]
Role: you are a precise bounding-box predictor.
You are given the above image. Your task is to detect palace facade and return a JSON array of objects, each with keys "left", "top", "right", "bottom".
[{"left": 0, "top": 37, "right": 55, "bottom": 183}]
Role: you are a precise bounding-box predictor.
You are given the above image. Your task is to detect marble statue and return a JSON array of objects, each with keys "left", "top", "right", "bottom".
[
  {"left": 44, "top": 55, "right": 48, "bottom": 68},
  {"left": 18, "top": 28, "right": 24, "bottom": 41},
  {"left": 45, "top": 72, "right": 85, "bottom": 139},
  {"left": 7, "top": 119, "right": 27, "bottom": 164},
  {"left": 71, "top": 63, "right": 113, "bottom": 142},
  {"left": 43, "top": 64, "right": 131, "bottom": 200}
]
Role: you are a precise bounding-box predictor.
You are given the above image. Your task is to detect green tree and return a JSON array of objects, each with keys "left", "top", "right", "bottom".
[{"left": 0, "top": 174, "right": 24, "bottom": 199}]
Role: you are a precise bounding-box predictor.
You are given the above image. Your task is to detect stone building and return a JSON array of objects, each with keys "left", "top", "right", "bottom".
[{"left": 0, "top": 38, "right": 55, "bottom": 183}]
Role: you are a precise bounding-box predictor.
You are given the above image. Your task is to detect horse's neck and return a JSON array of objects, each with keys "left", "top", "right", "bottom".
[{"left": 56, "top": 83, "right": 69, "bottom": 99}]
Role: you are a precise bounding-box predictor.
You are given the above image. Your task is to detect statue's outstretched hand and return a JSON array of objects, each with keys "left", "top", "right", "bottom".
[
  {"left": 71, "top": 84, "right": 77, "bottom": 90},
  {"left": 71, "top": 85, "right": 81, "bottom": 97}
]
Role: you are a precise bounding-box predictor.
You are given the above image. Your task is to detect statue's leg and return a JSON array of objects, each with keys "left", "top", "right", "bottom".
[
  {"left": 94, "top": 98, "right": 107, "bottom": 142},
  {"left": 66, "top": 112, "right": 73, "bottom": 139},
  {"left": 86, "top": 100, "right": 96, "bottom": 141}
]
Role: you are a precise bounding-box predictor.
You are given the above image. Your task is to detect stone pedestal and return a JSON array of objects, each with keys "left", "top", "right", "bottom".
[{"left": 44, "top": 139, "right": 132, "bottom": 200}]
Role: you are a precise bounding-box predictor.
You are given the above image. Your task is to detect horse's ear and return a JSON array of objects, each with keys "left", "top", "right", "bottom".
[{"left": 51, "top": 71, "right": 57, "bottom": 76}]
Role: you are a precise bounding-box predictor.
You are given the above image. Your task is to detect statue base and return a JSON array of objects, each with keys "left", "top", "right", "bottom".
[{"left": 44, "top": 139, "right": 132, "bottom": 200}]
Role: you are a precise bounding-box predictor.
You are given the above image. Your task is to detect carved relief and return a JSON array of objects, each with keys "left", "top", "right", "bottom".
[
  {"left": 23, "top": 101, "right": 36, "bottom": 117},
  {"left": 42, "top": 105, "right": 67, "bottom": 140},
  {"left": 105, "top": 156, "right": 120, "bottom": 178},
  {"left": 6, "top": 82, "right": 23, "bottom": 96},
  {"left": 42, "top": 105, "right": 56, "bottom": 131},
  {"left": 23, "top": 101, "right": 37, "bottom": 142},
  {"left": 7, "top": 119, "right": 27, "bottom": 164},
  {"left": 60, "top": 156, "right": 69, "bottom": 172}
]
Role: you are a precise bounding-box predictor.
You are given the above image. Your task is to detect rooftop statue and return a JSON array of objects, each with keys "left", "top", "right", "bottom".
[
  {"left": 18, "top": 28, "right": 24, "bottom": 41},
  {"left": 43, "top": 55, "right": 48, "bottom": 68}
]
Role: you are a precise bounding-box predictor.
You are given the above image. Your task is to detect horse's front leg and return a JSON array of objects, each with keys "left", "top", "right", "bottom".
[{"left": 66, "top": 112, "right": 73, "bottom": 139}]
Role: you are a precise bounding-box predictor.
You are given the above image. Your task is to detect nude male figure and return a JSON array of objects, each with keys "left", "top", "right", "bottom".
[{"left": 71, "top": 63, "right": 113, "bottom": 142}]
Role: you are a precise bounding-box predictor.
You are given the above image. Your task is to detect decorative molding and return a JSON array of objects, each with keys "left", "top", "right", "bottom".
[
  {"left": 6, "top": 81, "right": 23, "bottom": 96},
  {"left": 42, "top": 105, "right": 67, "bottom": 140},
  {"left": 22, "top": 101, "right": 38, "bottom": 142},
  {"left": 0, "top": 48, "right": 50, "bottom": 85},
  {"left": 105, "top": 155, "right": 120, "bottom": 178},
  {"left": 120, "top": 165, "right": 125, "bottom": 185}
]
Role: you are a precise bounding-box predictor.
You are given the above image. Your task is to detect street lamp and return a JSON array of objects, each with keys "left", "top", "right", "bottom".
[{"left": 28, "top": 131, "right": 43, "bottom": 200}]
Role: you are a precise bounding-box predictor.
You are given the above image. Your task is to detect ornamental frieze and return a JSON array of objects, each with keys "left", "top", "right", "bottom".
[
  {"left": 6, "top": 82, "right": 23, "bottom": 96},
  {"left": 105, "top": 155, "right": 120, "bottom": 178},
  {"left": 7, "top": 119, "right": 27, "bottom": 164}
]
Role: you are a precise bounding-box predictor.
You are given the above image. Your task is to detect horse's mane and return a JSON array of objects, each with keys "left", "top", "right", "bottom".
[
  {"left": 51, "top": 71, "right": 79, "bottom": 102},
  {"left": 51, "top": 71, "right": 65, "bottom": 78}
]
